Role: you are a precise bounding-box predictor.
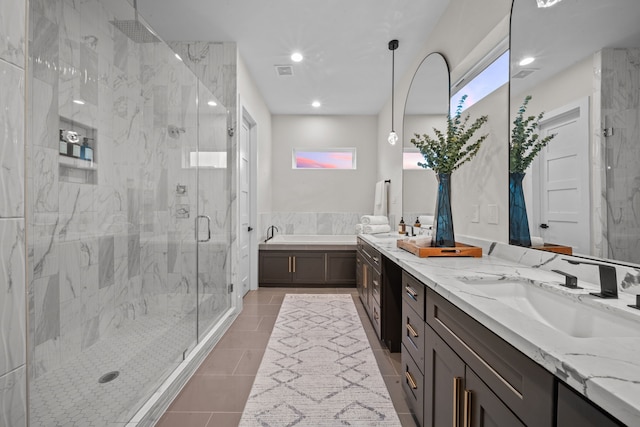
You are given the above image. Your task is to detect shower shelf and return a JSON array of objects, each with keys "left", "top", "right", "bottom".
[{"left": 59, "top": 155, "right": 97, "bottom": 170}]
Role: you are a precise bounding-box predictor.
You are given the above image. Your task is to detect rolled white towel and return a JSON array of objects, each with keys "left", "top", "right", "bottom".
[
  {"left": 361, "top": 215, "right": 389, "bottom": 225},
  {"left": 530, "top": 236, "right": 544, "bottom": 246},
  {"left": 355, "top": 223, "right": 363, "bottom": 234},
  {"left": 418, "top": 215, "right": 434, "bottom": 226},
  {"left": 362, "top": 224, "right": 391, "bottom": 234}
]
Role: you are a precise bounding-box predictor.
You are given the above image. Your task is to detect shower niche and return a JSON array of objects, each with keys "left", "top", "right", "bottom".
[{"left": 58, "top": 116, "right": 97, "bottom": 184}]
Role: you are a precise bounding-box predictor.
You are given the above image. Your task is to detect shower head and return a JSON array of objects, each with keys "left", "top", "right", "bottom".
[{"left": 110, "top": 0, "right": 160, "bottom": 43}]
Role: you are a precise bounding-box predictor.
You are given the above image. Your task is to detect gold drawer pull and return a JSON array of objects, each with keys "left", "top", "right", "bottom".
[
  {"left": 405, "top": 370, "right": 418, "bottom": 390},
  {"left": 406, "top": 322, "right": 419, "bottom": 338},
  {"left": 453, "top": 377, "right": 462, "bottom": 427},
  {"left": 464, "top": 389, "right": 472, "bottom": 427},
  {"left": 405, "top": 286, "right": 418, "bottom": 300}
]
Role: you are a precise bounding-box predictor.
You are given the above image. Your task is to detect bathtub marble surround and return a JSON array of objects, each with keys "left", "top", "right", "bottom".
[
  {"left": 360, "top": 232, "right": 640, "bottom": 426},
  {"left": 259, "top": 212, "right": 389, "bottom": 239}
]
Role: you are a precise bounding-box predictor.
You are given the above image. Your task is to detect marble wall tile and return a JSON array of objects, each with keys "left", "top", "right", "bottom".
[
  {"left": 0, "top": 60, "right": 25, "bottom": 218},
  {"left": 99, "top": 235, "right": 114, "bottom": 289},
  {"left": 0, "top": 0, "right": 25, "bottom": 68},
  {"left": 32, "top": 13, "right": 58, "bottom": 85},
  {"left": 0, "top": 366, "right": 27, "bottom": 427},
  {"left": 0, "top": 219, "right": 26, "bottom": 375},
  {"left": 30, "top": 146, "right": 58, "bottom": 213},
  {"left": 33, "top": 273, "right": 59, "bottom": 346},
  {"left": 128, "top": 233, "right": 140, "bottom": 279}
]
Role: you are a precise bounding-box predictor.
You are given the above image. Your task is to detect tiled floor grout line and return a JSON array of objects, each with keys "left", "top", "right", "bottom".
[{"left": 158, "top": 288, "right": 417, "bottom": 427}]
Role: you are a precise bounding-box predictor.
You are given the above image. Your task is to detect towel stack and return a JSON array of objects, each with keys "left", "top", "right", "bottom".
[{"left": 356, "top": 215, "right": 391, "bottom": 235}]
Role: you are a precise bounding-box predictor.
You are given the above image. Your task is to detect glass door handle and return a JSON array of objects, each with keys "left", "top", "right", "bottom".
[{"left": 196, "top": 215, "right": 211, "bottom": 242}]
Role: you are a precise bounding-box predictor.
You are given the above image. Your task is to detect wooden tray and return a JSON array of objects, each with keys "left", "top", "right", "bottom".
[
  {"left": 531, "top": 243, "right": 573, "bottom": 255},
  {"left": 397, "top": 239, "right": 482, "bottom": 258}
]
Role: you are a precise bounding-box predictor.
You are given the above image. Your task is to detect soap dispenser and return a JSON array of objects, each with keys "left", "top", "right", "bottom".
[
  {"left": 414, "top": 217, "right": 421, "bottom": 228},
  {"left": 398, "top": 217, "right": 406, "bottom": 234}
]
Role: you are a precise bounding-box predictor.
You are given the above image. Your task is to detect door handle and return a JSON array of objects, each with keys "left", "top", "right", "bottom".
[
  {"left": 540, "top": 223, "right": 549, "bottom": 229},
  {"left": 248, "top": 226, "right": 253, "bottom": 232},
  {"left": 196, "top": 215, "right": 211, "bottom": 242}
]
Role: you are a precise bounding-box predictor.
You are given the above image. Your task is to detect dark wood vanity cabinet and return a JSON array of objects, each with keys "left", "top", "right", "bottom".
[
  {"left": 356, "top": 238, "right": 402, "bottom": 349},
  {"left": 259, "top": 250, "right": 355, "bottom": 286},
  {"left": 425, "top": 326, "right": 525, "bottom": 427},
  {"left": 426, "top": 288, "right": 554, "bottom": 427},
  {"left": 556, "top": 383, "right": 625, "bottom": 427}
]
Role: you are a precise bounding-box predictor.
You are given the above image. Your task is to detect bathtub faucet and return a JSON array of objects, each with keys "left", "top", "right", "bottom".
[{"left": 265, "top": 225, "right": 279, "bottom": 243}]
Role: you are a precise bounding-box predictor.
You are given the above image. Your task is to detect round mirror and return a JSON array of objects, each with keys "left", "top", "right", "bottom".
[
  {"left": 509, "top": 0, "right": 640, "bottom": 264},
  {"left": 402, "top": 53, "right": 450, "bottom": 228}
]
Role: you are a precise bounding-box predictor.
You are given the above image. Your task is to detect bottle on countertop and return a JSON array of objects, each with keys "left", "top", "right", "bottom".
[
  {"left": 414, "top": 217, "right": 421, "bottom": 228},
  {"left": 398, "top": 217, "right": 406, "bottom": 234}
]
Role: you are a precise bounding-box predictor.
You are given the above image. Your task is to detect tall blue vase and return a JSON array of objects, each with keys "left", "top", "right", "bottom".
[
  {"left": 509, "top": 172, "right": 531, "bottom": 246},
  {"left": 434, "top": 173, "right": 455, "bottom": 247}
]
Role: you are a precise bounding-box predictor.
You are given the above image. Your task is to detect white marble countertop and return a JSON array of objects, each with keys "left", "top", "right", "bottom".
[{"left": 358, "top": 233, "right": 640, "bottom": 426}]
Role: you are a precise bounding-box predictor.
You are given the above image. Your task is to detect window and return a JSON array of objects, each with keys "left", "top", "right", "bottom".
[
  {"left": 451, "top": 46, "right": 509, "bottom": 115},
  {"left": 403, "top": 149, "right": 426, "bottom": 170},
  {"left": 292, "top": 148, "right": 356, "bottom": 169}
]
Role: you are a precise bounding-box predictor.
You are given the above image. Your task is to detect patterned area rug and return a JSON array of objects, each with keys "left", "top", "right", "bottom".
[{"left": 239, "top": 294, "right": 401, "bottom": 426}]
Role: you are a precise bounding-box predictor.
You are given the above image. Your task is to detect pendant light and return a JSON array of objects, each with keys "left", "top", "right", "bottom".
[{"left": 388, "top": 39, "right": 399, "bottom": 145}]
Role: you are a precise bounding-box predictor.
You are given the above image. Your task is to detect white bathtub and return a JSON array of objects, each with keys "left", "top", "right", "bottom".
[{"left": 265, "top": 234, "right": 357, "bottom": 245}]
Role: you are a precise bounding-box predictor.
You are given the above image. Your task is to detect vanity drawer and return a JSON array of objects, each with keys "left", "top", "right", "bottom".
[
  {"left": 359, "top": 239, "right": 381, "bottom": 274},
  {"left": 426, "top": 288, "right": 554, "bottom": 427},
  {"left": 402, "top": 271, "right": 425, "bottom": 320},
  {"left": 402, "top": 300, "right": 425, "bottom": 371},
  {"left": 401, "top": 345, "right": 424, "bottom": 427}
]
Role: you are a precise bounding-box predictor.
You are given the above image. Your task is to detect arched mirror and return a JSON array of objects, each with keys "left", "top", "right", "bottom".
[
  {"left": 402, "top": 53, "right": 450, "bottom": 227},
  {"left": 510, "top": 0, "right": 640, "bottom": 264}
]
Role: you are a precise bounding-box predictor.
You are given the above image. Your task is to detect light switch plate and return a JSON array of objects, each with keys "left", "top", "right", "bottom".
[
  {"left": 471, "top": 204, "right": 480, "bottom": 223},
  {"left": 488, "top": 204, "right": 499, "bottom": 224}
]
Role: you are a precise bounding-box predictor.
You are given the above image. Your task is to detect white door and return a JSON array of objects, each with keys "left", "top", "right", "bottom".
[
  {"left": 533, "top": 98, "right": 590, "bottom": 254},
  {"left": 239, "top": 114, "right": 253, "bottom": 295}
]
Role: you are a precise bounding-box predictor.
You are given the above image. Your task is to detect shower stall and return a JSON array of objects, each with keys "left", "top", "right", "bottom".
[{"left": 27, "top": 0, "right": 235, "bottom": 425}]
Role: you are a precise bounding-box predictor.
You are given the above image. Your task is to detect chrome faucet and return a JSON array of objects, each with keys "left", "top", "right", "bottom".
[
  {"left": 563, "top": 259, "right": 618, "bottom": 298},
  {"left": 265, "top": 225, "right": 278, "bottom": 243}
]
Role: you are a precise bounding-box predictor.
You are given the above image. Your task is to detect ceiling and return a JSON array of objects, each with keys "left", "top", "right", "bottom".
[{"left": 137, "top": 0, "right": 450, "bottom": 115}]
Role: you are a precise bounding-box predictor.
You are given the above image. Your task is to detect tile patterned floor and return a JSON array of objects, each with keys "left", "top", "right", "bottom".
[{"left": 157, "top": 287, "right": 419, "bottom": 427}]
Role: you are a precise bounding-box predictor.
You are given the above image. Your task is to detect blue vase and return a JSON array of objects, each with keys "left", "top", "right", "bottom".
[
  {"left": 509, "top": 172, "right": 531, "bottom": 246},
  {"left": 434, "top": 173, "right": 455, "bottom": 247}
]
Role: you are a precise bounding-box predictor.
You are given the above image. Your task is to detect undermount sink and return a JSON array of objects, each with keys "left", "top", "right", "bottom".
[{"left": 458, "top": 277, "right": 640, "bottom": 338}]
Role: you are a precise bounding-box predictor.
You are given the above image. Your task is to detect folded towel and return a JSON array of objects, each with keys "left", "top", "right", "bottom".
[
  {"left": 531, "top": 236, "right": 544, "bottom": 246},
  {"left": 362, "top": 224, "right": 391, "bottom": 234},
  {"left": 361, "top": 215, "right": 389, "bottom": 225},
  {"left": 355, "top": 223, "right": 363, "bottom": 234},
  {"left": 418, "top": 215, "right": 434, "bottom": 226}
]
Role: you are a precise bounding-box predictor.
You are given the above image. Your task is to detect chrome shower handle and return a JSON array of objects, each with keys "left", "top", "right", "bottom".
[{"left": 196, "top": 215, "right": 211, "bottom": 242}]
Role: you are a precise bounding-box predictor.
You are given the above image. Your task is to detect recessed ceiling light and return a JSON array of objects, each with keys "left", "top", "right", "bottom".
[
  {"left": 291, "top": 52, "right": 303, "bottom": 63},
  {"left": 519, "top": 57, "right": 535, "bottom": 66},
  {"left": 73, "top": 99, "right": 85, "bottom": 105},
  {"left": 175, "top": 53, "right": 183, "bottom": 61},
  {"left": 207, "top": 100, "right": 217, "bottom": 107},
  {"left": 312, "top": 101, "right": 321, "bottom": 108}
]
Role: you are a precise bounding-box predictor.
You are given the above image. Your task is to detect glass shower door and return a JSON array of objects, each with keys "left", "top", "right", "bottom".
[{"left": 195, "top": 82, "right": 232, "bottom": 340}]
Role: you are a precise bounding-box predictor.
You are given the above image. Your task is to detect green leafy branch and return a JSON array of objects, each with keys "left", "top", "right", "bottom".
[
  {"left": 510, "top": 95, "right": 556, "bottom": 173},
  {"left": 410, "top": 95, "right": 489, "bottom": 174}
]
